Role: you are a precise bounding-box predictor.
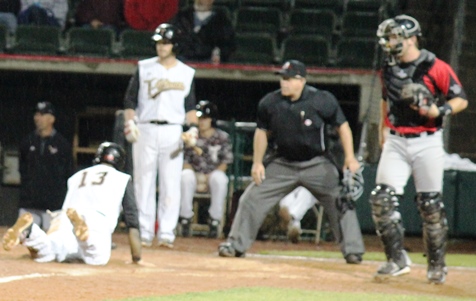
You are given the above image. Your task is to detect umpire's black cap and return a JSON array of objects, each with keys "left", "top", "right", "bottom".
[
  {"left": 275, "top": 60, "right": 307, "bottom": 78},
  {"left": 35, "top": 101, "right": 55, "bottom": 116}
]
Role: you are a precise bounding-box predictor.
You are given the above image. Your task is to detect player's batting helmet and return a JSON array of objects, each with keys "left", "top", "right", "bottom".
[
  {"left": 196, "top": 100, "right": 219, "bottom": 127},
  {"left": 151, "top": 23, "right": 180, "bottom": 53},
  {"left": 93, "top": 142, "right": 126, "bottom": 170}
]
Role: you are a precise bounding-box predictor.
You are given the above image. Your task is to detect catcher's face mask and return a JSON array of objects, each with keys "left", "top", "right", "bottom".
[{"left": 377, "top": 19, "right": 405, "bottom": 56}]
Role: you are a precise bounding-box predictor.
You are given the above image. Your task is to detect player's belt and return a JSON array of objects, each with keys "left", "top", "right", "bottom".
[
  {"left": 389, "top": 130, "right": 435, "bottom": 138},
  {"left": 149, "top": 120, "right": 169, "bottom": 125}
]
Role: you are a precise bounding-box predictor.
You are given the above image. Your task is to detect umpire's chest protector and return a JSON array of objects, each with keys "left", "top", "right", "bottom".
[{"left": 136, "top": 57, "right": 195, "bottom": 124}]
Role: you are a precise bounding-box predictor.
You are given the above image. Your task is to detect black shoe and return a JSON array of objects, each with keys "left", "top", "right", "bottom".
[
  {"left": 218, "top": 242, "right": 245, "bottom": 258},
  {"left": 208, "top": 219, "right": 220, "bottom": 238},
  {"left": 180, "top": 217, "right": 192, "bottom": 237},
  {"left": 345, "top": 254, "right": 363, "bottom": 264}
]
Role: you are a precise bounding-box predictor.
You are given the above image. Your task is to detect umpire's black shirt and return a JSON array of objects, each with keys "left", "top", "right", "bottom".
[{"left": 257, "top": 85, "right": 347, "bottom": 162}]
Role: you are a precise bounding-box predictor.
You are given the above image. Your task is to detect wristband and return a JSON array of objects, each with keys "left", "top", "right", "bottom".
[
  {"left": 132, "top": 255, "right": 141, "bottom": 263},
  {"left": 438, "top": 103, "right": 452, "bottom": 117}
]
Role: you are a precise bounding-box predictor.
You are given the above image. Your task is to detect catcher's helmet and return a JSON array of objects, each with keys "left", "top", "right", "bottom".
[
  {"left": 377, "top": 14, "right": 421, "bottom": 56},
  {"left": 93, "top": 142, "right": 126, "bottom": 170},
  {"left": 341, "top": 167, "right": 364, "bottom": 202},
  {"left": 196, "top": 100, "right": 219, "bottom": 126},
  {"left": 151, "top": 23, "right": 180, "bottom": 53}
]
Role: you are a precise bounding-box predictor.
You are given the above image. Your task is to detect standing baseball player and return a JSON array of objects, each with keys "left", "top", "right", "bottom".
[
  {"left": 218, "top": 60, "right": 361, "bottom": 259},
  {"left": 179, "top": 100, "right": 233, "bottom": 238},
  {"left": 123, "top": 23, "right": 198, "bottom": 248},
  {"left": 2, "top": 142, "right": 152, "bottom": 266},
  {"left": 371, "top": 15, "right": 467, "bottom": 284}
]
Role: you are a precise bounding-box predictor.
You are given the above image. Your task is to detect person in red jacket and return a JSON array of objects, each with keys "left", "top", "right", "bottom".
[
  {"left": 75, "top": 0, "right": 125, "bottom": 35},
  {"left": 124, "top": 0, "right": 178, "bottom": 31}
]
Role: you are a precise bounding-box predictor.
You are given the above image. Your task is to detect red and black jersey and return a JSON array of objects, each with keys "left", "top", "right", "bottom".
[{"left": 380, "top": 49, "right": 466, "bottom": 134}]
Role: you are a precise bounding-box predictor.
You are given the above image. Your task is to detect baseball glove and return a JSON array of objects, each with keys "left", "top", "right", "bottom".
[{"left": 401, "top": 83, "right": 435, "bottom": 110}]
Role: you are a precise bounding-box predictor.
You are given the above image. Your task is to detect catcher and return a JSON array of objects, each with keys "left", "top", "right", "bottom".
[{"left": 371, "top": 14, "right": 467, "bottom": 284}]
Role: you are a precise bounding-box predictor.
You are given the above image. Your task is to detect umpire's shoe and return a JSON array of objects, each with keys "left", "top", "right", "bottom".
[
  {"left": 2, "top": 212, "right": 34, "bottom": 251},
  {"left": 218, "top": 242, "right": 245, "bottom": 258},
  {"left": 345, "top": 254, "right": 363, "bottom": 264}
]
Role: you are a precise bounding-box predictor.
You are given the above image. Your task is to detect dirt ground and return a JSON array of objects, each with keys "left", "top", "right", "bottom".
[{"left": 1, "top": 228, "right": 476, "bottom": 301}]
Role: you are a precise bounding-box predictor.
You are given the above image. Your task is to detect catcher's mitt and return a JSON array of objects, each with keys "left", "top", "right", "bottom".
[{"left": 401, "top": 83, "right": 435, "bottom": 110}]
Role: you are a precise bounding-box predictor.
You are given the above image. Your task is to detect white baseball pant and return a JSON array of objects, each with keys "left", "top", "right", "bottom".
[
  {"left": 133, "top": 123, "right": 183, "bottom": 243},
  {"left": 180, "top": 169, "right": 229, "bottom": 221},
  {"left": 377, "top": 130, "right": 444, "bottom": 194}
]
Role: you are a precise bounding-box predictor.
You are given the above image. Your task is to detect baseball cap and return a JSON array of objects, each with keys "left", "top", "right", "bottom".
[
  {"left": 275, "top": 60, "right": 307, "bottom": 78},
  {"left": 35, "top": 101, "right": 55, "bottom": 116}
]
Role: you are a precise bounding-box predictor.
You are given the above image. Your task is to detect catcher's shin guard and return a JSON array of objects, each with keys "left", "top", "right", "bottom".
[
  {"left": 370, "top": 184, "right": 407, "bottom": 267},
  {"left": 415, "top": 192, "right": 448, "bottom": 283}
]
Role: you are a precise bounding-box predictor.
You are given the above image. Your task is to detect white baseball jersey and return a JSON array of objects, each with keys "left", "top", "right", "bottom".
[
  {"left": 62, "top": 164, "right": 131, "bottom": 234},
  {"left": 135, "top": 57, "right": 195, "bottom": 124}
]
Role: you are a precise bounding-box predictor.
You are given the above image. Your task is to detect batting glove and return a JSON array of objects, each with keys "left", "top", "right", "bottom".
[
  {"left": 183, "top": 126, "right": 198, "bottom": 147},
  {"left": 124, "top": 119, "right": 140, "bottom": 143}
]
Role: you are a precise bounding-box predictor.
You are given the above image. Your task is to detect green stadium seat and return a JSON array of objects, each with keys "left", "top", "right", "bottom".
[
  {"left": 341, "top": 11, "right": 380, "bottom": 38},
  {"left": 288, "top": 9, "right": 336, "bottom": 39},
  {"left": 229, "top": 32, "right": 278, "bottom": 65},
  {"left": 66, "top": 27, "right": 115, "bottom": 57},
  {"left": 0, "top": 25, "right": 7, "bottom": 52},
  {"left": 234, "top": 6, "right": 283, "bottom": 36},
  {"left": 11, "top": 25, "right": 61, "bottom": 55},
  {"left": 335, "top": 37, "right": 379, "bottom": 69},
  {"left": 119, "top": 29, "right": 156, "bottom": 59},
  {"left": 281, "top": 35, "right": 330, "bottom": 67}
]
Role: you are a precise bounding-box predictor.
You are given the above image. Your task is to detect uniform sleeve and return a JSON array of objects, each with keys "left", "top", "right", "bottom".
[
  {"left": 430, "top": 59, "right": 467, "bottom": 100},
  {"left": 218, "top": 131, "right": 233, "bottom": 164},
  {"left": 320, "top": 91, "right": 347, "bottom": 127},
  {"left": 184, "top": 80, "right": 197, "bottom": 112},
  {"left": 124, "top": 69, "right": 139, "bottom": 110},
  {"left": 256, "top": 94, "right": 272, "bottom": 130},
  {"left": 121, "top": 179, "right": 140, "bottom": 229}
]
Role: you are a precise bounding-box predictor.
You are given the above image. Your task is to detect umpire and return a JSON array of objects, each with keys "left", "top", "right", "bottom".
[{"left": 218, "top": 60, "right": 363, "bottom": 261}]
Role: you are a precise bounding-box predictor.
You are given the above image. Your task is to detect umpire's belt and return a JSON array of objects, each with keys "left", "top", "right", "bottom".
[
  {"left": 149, "top": 120, "right": 169, "bottom": 125},
  {"left": 389, "top": 130, "right": 435, "bottom": 138}
]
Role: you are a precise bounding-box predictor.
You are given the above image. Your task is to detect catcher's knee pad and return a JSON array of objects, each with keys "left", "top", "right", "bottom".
[
  {"left": 370, "top": 184, "right": 406, "bottom": 263},
  {"left": 415, "top": 192, "right": 448, "bottom": 265}
]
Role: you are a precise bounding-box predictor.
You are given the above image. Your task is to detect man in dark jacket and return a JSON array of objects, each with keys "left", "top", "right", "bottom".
[
  {"left": 171, "top": 0, "right": 236, "bottom": 63},
  {"left": 18, "top": 101, "right": 74, "bottom": 231}
]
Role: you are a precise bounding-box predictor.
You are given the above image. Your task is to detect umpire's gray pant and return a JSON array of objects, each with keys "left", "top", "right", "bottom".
[{"left": 228, "top": 156, "right": 364, "bottom": 255}]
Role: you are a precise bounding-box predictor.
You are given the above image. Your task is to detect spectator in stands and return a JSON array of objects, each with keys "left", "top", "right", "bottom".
[
  {"left": 18, "top": 0, "right": 68, "bottom": 30},
  {"left": 171, "top": 0, "right": 236, "bottom": 63},
  {"left": 179, "top": 100, "right": 233, "bottom": 239},
  {"left": 124, "top": 0, "right": 178, "bottom": 32},
  {"left": 0, "top": 0, "right": 20, "bottom": 34},
  {"left": 75, "top": 0, "right": 125, "bottom": 36}
]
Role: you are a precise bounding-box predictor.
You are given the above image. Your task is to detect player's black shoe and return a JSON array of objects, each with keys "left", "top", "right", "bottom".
[
  {"left": 208, "top": 219, "right": 220, "bottom": 239},
  {"left": 179, "top": 217, "right": 192, "bottom": 238}
]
